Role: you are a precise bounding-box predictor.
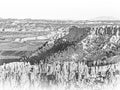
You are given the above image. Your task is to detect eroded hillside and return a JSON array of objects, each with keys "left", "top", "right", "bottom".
[
  {"left": 1, "top": 20, "right": 120, "bottom": 89},
  {"left": 24, "top": 25, "right": 120, "bottom": 67}
]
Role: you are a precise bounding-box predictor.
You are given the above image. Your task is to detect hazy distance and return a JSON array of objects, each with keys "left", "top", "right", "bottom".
[{"left": 0, "top": 0, "right": 120, "bottom": 20}]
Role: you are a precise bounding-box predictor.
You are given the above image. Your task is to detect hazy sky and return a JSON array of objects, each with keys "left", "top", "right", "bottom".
[{"left": 0, "top": 0, "right": 120, "bottom": 20}]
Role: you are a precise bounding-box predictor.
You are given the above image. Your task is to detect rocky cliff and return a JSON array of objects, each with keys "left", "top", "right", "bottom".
[{"left": 23, "top": 25, "right": 120, "bottom": 67}]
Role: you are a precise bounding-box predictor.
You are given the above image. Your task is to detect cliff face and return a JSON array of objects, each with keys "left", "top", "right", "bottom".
[
  {"left": 83, "top": 25, "right": 120, "bottom": 66},
  {"left": 26, "top": 26, "right": 90, "bottom": 64},
  {"left": 24, "top": 25, "right": 120, "bottom": 67}
]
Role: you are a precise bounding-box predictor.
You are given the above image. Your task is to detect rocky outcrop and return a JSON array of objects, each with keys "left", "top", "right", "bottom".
[
  {"left": 83, "top": 25, "right": 120, "bottom": 67},
  {"left": 24, "top": 26, "right": 91, "bottom": 64},
  {"left": 23, "top": 25, "right": 120, "bottom": 67}
]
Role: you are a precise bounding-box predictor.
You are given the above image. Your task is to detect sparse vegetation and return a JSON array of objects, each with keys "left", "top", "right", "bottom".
[{"left": 0, "top": 19, "right": 120, "bottom": 90}]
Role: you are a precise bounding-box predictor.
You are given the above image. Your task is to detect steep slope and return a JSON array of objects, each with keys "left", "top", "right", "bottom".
[
  {"left": 24, "top": 26, "right": 91, "bottom": 64},
  {"left": 23, "top": 25, "right": 120, "bottom": 67}
]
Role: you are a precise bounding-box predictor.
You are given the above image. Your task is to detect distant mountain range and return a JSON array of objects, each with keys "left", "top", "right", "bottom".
[{"left": 91, "top": 16, "right": 120, "bottom": 21}]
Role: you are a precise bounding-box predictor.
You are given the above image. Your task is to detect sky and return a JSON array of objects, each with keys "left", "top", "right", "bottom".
[{"left": 0, "top": 0, "right": 120, "bottom": 20}]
